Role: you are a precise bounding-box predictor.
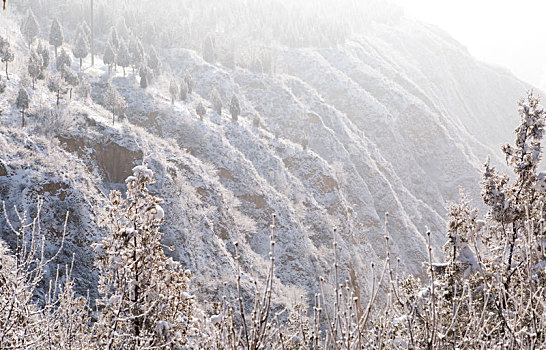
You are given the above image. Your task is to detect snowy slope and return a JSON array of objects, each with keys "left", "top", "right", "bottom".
[{"left": 0, "top": 9, "right": 531, "bottom": 306}]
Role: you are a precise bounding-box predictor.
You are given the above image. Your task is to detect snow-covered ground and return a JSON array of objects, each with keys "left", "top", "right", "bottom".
[{"left": 0, "top": 6, "right": 531, "bottom": 307}]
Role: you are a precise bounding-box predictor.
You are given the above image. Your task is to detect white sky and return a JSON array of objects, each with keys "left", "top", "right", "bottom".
[{"left": 393, "top": 0, "right": 546, "bottom": 90}]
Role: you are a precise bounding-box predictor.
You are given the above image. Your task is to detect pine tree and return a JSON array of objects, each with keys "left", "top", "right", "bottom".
[
  {"left": 0, "top": 35, "right": 14, "bottom": 80},
  {"left": 80, "top": 20, "right": 92, "bottom": 45},
  {"left": 196, "top": 102, "right": 206, "bottom": 120},
  {"left": 48, "top": 73, "right": 63, "bottom": 105},
  {"left": 103, "top": 44, "right": 115, "bottom": 75},
  {"left": 56, "top": 48, "right": 72, "bottom": 77},
  {"left": 202, "top": 35, "right": 215, "bottom": 64},
  {"left": 129, "top": 36, "right": 144, "bottom": 74},
  {"left": 73, "top": 28, "right": 89, "bottom": 70},
  {"left": 63, "top": 66, "right": 79, "bottom": 99},
  {"left": 169, "top": 78, "right": 179, "bottom": 104},
  {"left": 49, "top": 18, "right": 63, "bottom": 58},
  {"left": 27, "top": 48, "right": 43, "bottom": 89},
  {"left": 78, "top": 75, "right": 91, "bottom": 99},
  {"left": 230, "top": 95, "right": 240, "bottom": 122},
  {"left": 139, "top": 65, "right": 148, "bottom": 88},
  {"left": 104, "top": 83, "right": 126, "bottom": 125},
  {"left": 210, "top": 88, "right": 222, "bottom": 114},
  {"left": 179, "top": 80, "right": 188, "bottom": 101},
  {"left": 116, "top": 40, "right": 130, "bottom": 76},
  {"left": 16, "top": 87, "right": 30, "bottom": 127},
  {"left": 223, "top": 49, "right": 235, "bottom": 69},
  {"left": 148, "top": 46, "right": 160, "bottom": 76},
  {"left": 116, "top": 16, "right": 129, "bottom": 40},
  {"left": 21, "top": 9, "right": 39, "bottom": 49},
  {"left": 107, "top": 26, "right": 120, "bottom": 53},
  {"left": 92, "top": 164, "right": 193, "bottom": 348},
  {"left": 38, "top": 41, "right": 49, "bottom": 74},
  {"left": 184, "top": 70, "right": 193, "bottom": 94},
  {"left": 301, "top": 133, "right": 309, "bottom": 150}
]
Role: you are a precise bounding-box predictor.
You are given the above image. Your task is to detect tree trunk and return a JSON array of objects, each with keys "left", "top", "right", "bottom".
[
  {"left": 79, "top": 57, "right": 83, "bottom": 70},
  {"left": 123, "top": 66, "right": 125, "bottom": 76},
  {"left": 5, "top": 62, "right": 8, "bottom": 80},
  {"left": 90, "top": 0, "right": 94, "bottom": 66},
  {"left": 112, "top": 111, "right": 115, "bottom": 125},
  {"left": 55, "top": 46, "right": 58, "bottom": 58},
  {"left": 56, "top": 90, "right": 60, "bottom": 105},
  {"left": 21, "top": 110, "right": 25, "bottom": 127},
  {"left": 69, "top": 88, "right": 72, "bottom": 100}
]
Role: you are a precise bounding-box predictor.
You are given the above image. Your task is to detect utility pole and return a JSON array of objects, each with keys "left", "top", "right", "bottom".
[{"left": 90, "top": 0, "right": 94, "bottom": 66}]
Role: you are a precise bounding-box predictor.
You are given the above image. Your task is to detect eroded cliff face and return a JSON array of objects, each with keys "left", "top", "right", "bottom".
[{"left": 0, "top": 13, "right": 531, "bottom": 306}]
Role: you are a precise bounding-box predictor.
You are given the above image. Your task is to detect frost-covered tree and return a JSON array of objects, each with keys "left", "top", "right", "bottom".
[
  {"left": 383, "top": 91, "right": 546, "bottom": 348},
  {"left": 116, "top": 40, "right": 130, "bottom": 76},
  {"left": 37, "top": 41, "right": 49, "bottom": 74},
  {"left": 116, "top": 16, "right": 129, "bottom": 40},
  {"left": 230, "top": 94, "right": 240, "bottom": 122},
  {"left": 184, "top": 70, "right": 193, "bottom": 94},
  {"left": 129, "top": 36, "right": 144, "bottom": 74},
  {"left": 252, "top": 115, "right": 261, "bottom": 128},
  {"left": 210, "top": 88, "right": 222, "bottom": 114},
  {"left": 73, "top": 28, "right": 89, "bottom": 70},
  {"left": 104, "top": 82, "right": 126, "bottom": 125},
  {"left": 16, "top": 87, "right": 30, "bottom": 127},
  {"left": 78, "top": 75, "right": 91, "bottom": 99},
  {"left": 92, "top": 164, "right": 193, "bottom": 348},
  {"left": 179, "top": 79, "right": 188, "bottom": 101},
  {"left": 80, "top": 20, "right": 92, "bottom": 46},
  {"left": 56, "top": 48, "right": 72, "bottom": 77},
  {"left": 139, "top": 65, "right": 148, "bottom": 88},
  {"left": 148, "top": 45, "right": 160, "bottom": 75},
  {"left": 0, "top": 35, "right": 14, "bottom": 80},
  {"left": 49, "top": 18, "right": 64, "bottom": 58},
  {"left": 103, "top": 43, "right": 115, "bottom": 75},
  {"left": 28, "top": 48, "right": 43, "bottom": 89},
  {"left": 20, "top": 9, "right": 39, "bottom": 49},
  {"left": 196, "top": 102, "right": 206, "bottom": 120},
  {"left": 63, "top": 66, "right": 79, "bottom": 99},
  {"left": 48, "top": 73, "right": 63, "bottom": 105},
  {"left": 107, "top": 26, "right": 120, "bottom": 53},
  {"left": 223, "top": 49, "right": 235, "bottom": 69},
  {"left": 202, "top": 35, "right": 215, "bottom": 64},
  {"left": 300, "top": 133, "right": 309, "bottom": 150},
  {"left": 169, "top": 78, "right": 179, "bottom": 104}
]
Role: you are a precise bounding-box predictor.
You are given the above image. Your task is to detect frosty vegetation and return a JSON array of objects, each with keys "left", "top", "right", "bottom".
[
  {"left": 1, "top": 93, "right": 546, "bottom": 348},
  {"left": 0, "top": 0, "right": 544, "bottom": 349}
]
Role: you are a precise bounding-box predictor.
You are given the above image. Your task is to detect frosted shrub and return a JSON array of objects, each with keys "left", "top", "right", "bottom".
[
  {"left": 0, "top": 201, "right": 91, "bottom": 349},
  {"left": 384, "top": 91, "right": 546, "bottom": 349},
  {"left": 92, "top": 164, "right": 194, "bottom": 349}
]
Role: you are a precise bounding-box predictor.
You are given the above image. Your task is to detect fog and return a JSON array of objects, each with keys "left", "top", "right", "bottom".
[{"left": 396, "top": 0, "right": 546, "bottom": 90}]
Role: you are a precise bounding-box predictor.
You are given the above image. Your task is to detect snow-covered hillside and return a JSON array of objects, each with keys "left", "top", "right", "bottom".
[{"left": 0, "top": 2, "right": 531, "bottom": 307}]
